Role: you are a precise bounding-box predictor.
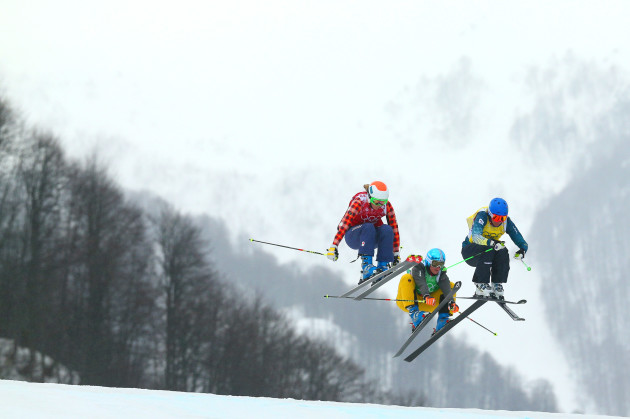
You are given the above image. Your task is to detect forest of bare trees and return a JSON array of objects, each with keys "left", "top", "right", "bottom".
[{"left": 0, "top": 93, "right": 411, "bottom": 404}]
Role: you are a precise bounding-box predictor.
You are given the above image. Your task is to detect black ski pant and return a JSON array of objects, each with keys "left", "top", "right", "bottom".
[{"left": 461, "top": 243, "right": 510, "bottom": 284}]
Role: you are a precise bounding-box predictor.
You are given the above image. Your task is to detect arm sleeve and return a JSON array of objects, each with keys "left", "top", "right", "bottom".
[
  {"left": 506, "top": 218, "right": 528, "bottom": 251},
  {"left": 470, "top": 211, "right": 492, "bottom": 246},
  {"left": 332, "top": 198, "right": 361, "bottom": 246},
  {"left": 438, "top": 272, "right": 453, "bottom": 298},
  {"left": 411, "top": 264, "right": 430, "bottom": 296},
  {"left": 385, "top": 202, "right": 400, "bottom": 252}
]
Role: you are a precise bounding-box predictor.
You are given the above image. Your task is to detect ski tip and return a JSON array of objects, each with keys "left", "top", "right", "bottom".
[{"left": 405, "top": 254, "right": 423, "bottom": 263}]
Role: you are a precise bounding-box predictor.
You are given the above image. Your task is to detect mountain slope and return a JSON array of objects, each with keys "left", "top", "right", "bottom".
[{"left": 532, "top": 140, "right": 630, "bottom": 416}]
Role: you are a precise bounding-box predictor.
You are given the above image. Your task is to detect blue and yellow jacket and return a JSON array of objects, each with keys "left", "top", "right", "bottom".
[{"left": 462, "top": 207, "right": 528, "bottom": 250}]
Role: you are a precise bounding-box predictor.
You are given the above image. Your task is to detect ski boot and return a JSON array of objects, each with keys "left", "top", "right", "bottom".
[
  {"left": 491, "top": 282, "right": 505, "bottom": 300},
  {"left": 432, "top": 312, "right": 451, "bottom": 336},
  {"left": 375, "top": 260, "right": 390, "bottom": 273},
  {"left": 358, "top": 255, "right": 378, "bottom": 284},
  {"left": 408, "top": 305, "right": 427, "bottom": 333},
  {"left": 474, "top": 282, "right": 493, "bottom": 298},
  {"left": 371, "top": 260, "right": 390, "bottom": 284}
]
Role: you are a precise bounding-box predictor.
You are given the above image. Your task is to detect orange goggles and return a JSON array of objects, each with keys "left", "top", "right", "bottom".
[{"left": 491, "top": 214, "right": 507, "bottom": 223}]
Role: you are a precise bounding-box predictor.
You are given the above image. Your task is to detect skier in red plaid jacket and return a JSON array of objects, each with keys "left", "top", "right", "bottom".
[{"left": 326, "top": 181, "right": 400, "bottom": 284}]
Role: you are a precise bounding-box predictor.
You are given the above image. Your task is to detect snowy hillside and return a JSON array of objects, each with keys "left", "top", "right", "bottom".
[{"left": 0, "top": 380, "right": 619, "bottom": 419}]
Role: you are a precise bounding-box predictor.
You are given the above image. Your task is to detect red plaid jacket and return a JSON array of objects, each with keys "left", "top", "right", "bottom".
[{"left": 332, "top": 192, "right": 400, "bottom": 252}]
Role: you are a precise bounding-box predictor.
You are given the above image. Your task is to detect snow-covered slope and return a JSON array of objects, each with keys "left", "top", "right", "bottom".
[{"left": 0, "top": 379, "right": 619, "bottom": 419}]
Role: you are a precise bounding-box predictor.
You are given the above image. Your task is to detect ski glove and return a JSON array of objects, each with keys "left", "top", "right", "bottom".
[
  {"left": 491, "top": 240, "right": 506, "bottom": 251},
  {"left": 393, "top": 252, "right": 401, "bottom": 266},
  {"left": 448, "top": 300, "right": 459, "bottom": 313},
  {"left": 423, "top": 295, "right": 436, "bottom": 306},
  {"left": 407, "top": 304, "right": 426, "bottom": 328},
  {"left": 514, "top": 248, "right": 526, "bottom": 260},
  {"left": 327, "top": 245, "right": 339, "bottom": 262}
]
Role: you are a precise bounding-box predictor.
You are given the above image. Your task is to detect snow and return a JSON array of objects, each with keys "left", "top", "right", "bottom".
[{"left": 0, "top": 379, "right": 619, "bottom": 419}]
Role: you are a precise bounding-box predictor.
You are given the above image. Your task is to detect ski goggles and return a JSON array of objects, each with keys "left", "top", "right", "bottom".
[
  {"left": 429, "top": 260, "right": 445, "bottom": 269},
  {"left": 369, "top": 197, "right": 388, "bottom": 206},
  {"left": 490, "top": 214, "right": 507, "bottom": 224}
]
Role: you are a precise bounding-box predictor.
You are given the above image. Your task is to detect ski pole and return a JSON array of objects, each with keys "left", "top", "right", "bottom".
[
  {"left": 519, "top": 258, "right": 532, "bottom": 271},
  {"left": 443, "top": 248, "right": 493, "bottom": 271},
  {"left": 463, "top": 315, "right": 497, "bottom": 336},
  {"left": 249, "top": 238, "right": 325, "bottom": 256},
  {"left": 324, "top": 295, "right": 426, "bottom": 303}
]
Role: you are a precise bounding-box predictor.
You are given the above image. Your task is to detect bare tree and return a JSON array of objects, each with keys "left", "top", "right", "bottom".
[
  {"left": 154, "top": 204, "right": 220, "bottom": 391},
  {"left": 6, "top": 132, "right": 68, "bottom": 381},
  {"left": 60, "top": 155, "right": 155, "bottom": 386},
  {"left": 0, "top": 92, "right": 16, "bottom": 150},
  {"left": 0, "top": 101, "right": 21, "bottom": 344}
]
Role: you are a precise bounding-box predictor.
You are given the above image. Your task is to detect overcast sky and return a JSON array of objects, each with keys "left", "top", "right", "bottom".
[
  {"left": 2, "top": 1, "right": 629, "bottom": 413},
  {"left": 3, "top": 1, "right": 628, "bottom": 172}
]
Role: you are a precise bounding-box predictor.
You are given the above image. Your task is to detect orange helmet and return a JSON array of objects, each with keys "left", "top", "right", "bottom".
[{"left": 368, "top": 181, "right": 389, "bottom": 204}]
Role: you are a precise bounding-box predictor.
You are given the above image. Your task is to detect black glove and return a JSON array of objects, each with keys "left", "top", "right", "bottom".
[{"left": 514, "top": 248, "right": 527, "bottom": 260}]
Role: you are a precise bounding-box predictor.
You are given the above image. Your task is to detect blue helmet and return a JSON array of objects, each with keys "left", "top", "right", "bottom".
[
  {"left": 489, "top": 197, "right": 508, "bottom": 216},
  {"left": 424, "top": 248, "right": 446, "bottom": 268}
]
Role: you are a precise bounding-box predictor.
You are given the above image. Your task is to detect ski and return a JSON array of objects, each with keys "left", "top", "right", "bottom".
[
  {"left": 338, "top": 275, "right": 377, "bottom": 298},
  {"left": 496, "top": 302, "right": 525, "bottom": 321},
  {"left": 339, "top": 255, "right": 422, "bottom": 299},
  {"left": 464, "top": 297, "right": 525, "bottom": 321},
  {"left": 353, "top": 259, "right": 419, "bottom": 300},
  {"left": 393, "top": 281, "right": 461, "bottom": 358},
  {"left": 458, "top": 296, "right": 525, "bottom": 320},
  {"left": 338, "top": 260, "right": 414, "bottom": 298},
  {"left": 404, "top": 300, "right": 487, "bottom": 362},
  {"left": 457, "top": 296, "right": 527, "bottom": 305}
]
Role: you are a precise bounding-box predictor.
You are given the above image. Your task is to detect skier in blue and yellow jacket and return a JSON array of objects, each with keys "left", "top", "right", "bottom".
[{"left": 462, "top": 197, "right": 528, "bottom": 300}]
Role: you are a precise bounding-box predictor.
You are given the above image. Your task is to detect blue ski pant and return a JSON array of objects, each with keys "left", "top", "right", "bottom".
[
  {"left": 344, "top": 223, "right": 394, "bottom": 263},
  {"left": 461, "top": 242, "right": 510, "bottom": 283}
]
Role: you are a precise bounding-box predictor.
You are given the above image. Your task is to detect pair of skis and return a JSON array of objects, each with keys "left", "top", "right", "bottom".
[
  {"left": 392, "top": 281, "right": 461, "bottom": 358},
  {"left": 458, "top": 296, "right": 527, "bottom": 321},
  {"left": 338, "top": 255, "right": 423, "bottom": 300},
  {"left": 402, "top": 297, "right": 527, "bottom": 362}
]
